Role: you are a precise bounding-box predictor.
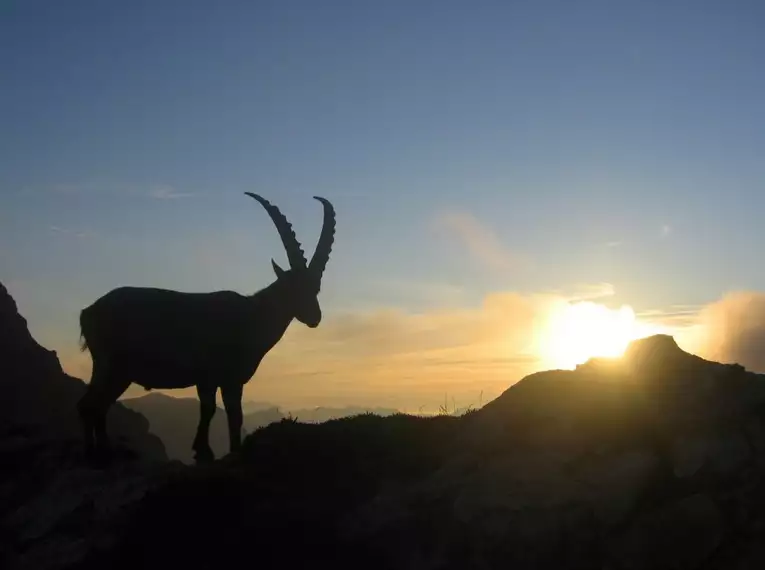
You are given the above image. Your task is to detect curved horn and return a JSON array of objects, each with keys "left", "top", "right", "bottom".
[
  {"left": 308, "top": 196, "right": 336, "bottom": 281},
  {"left": 245, "top": 193, "right": 307, "bottom": 269}
]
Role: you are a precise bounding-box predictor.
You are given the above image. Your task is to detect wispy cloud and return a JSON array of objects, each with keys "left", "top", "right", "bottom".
[
  {"left": 432, "top": 210, "right": 525, "bottom": 272},
  {"left": 636, "top": 305, "right": 702, "bottom": 329},
  {"left": 49, "top": 225, "right": 95, "bottom": 239},
  {"left": 543, "top": 282, "right": 616, "bottom": 302},
  {"left": 660, "top": 224, "right": 672, "bottom": 238},
  {"left": 605, "top": 240, "right": 623, "bottom": 248},
  {"left": 148, "top": 185, "right": 195, "bottom": 200},
  {"left": 373, "top": 278, "right": 466, "bottom": 307}
]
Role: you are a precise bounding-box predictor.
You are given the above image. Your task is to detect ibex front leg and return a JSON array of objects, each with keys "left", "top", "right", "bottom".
[
  {"left": 192, "top": 383, "right": 217, "bottom": 464},
  {"left": 221, "top": 382, "right": 244, "bottom": 454}
]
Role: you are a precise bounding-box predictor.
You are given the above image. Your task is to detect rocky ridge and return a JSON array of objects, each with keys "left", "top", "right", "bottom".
[{"left": 5, "top": 278, "right": 765, "bottom": 569}]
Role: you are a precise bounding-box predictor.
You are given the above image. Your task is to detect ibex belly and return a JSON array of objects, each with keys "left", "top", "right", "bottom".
[{"left": 121, "top": 350, "right": 215, "bottom": 390}]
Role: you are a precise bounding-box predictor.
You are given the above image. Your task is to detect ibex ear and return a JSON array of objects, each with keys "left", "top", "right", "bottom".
[{"left": 272, "top": 259, "right": 286, "bottom": 279}]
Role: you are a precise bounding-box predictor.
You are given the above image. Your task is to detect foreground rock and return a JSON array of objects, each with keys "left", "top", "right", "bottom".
[
  {"left": 7, "top": 275, "right": 765, "bottom": 569},
  {"left": 0, "top": 429, "right": 175, "bottom": 570}
]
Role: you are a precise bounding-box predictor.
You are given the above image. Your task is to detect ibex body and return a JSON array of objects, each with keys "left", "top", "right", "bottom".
[{"left": 77, "top": 193, "right": 335, "bottom": 463}]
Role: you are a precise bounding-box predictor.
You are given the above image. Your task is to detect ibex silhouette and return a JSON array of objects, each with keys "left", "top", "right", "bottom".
[{"left": 77, "top": 193, "right": 336, "bottom": 463}]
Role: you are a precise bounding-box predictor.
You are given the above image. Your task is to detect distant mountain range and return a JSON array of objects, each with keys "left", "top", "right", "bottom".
[{"left": 119, "top": 393, "right": 282, "bottom": 463}]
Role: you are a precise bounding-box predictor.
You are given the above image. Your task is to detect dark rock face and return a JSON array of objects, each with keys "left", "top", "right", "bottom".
[
  {"left": 0, "top": 281, "right": 166, "bottom": 457},
  {"left": 1, "top": 433, "right": 172, "bottom": 570},
  {"left": 0, "top": 281, "right": 167, "bottom": 570},
  {"left": 7, "top": 282, "right": 765, "bottom": 570}
]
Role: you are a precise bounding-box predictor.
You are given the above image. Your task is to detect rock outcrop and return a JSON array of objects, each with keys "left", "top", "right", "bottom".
[{"left": 0, "top": 281, "right": 167, "bottom": 570}]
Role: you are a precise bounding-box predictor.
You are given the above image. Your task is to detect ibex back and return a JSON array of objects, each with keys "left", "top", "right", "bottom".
[{"left": 77, "top": 193, "right": 336, "bottom": 463}]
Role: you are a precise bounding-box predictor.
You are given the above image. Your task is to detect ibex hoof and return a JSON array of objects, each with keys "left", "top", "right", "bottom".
[{"left": 194, "top": 448, "right": 215, "bottom": 464}]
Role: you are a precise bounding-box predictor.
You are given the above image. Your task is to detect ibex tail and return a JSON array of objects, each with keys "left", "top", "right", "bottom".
[{"left": 79, "top": 309, "right": 90, "bottom": 353}]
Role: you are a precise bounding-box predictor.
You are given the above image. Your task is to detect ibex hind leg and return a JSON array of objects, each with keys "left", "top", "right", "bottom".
[
  {"left": 78, "top": 358, "right": 107, "bottom": 459},
  {"left": 78, "top": 361, "right": 131, "bottom": 465},
  {"left": 76, "top": 389, "right": 97, "bottom": 459},
  {"left": 93, "top": 371, "right": 132, "bottom": 464}
]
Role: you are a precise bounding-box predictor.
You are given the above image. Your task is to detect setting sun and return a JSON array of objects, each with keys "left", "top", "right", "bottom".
[{"left": 539, "top": 301, "right": 666, "bottom": 370}]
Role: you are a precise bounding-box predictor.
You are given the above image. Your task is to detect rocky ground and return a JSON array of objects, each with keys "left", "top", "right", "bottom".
[{"left": 5, "top": 278, "right": 765, "bottom": 569}]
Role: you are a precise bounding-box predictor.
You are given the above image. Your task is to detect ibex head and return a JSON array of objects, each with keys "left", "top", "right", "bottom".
[{"left": 245, "top": 193, "right": 336, "bottom": 328}]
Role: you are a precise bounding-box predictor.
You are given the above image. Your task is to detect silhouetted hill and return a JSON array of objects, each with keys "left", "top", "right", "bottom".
[
  {"left": 121, "top": 393, "right": 284, "bottom": 463},
  {"left": 8, "top": 285, "right": 765, "bottom": 570}
]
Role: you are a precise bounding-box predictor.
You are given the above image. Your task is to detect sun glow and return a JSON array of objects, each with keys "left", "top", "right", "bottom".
[{"left": 539, "top": 301, "right": 666, "bottom": 370}]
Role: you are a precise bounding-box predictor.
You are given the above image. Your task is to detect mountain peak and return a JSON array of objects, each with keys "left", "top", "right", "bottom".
[
  {"left": 625, "top": 333, "right": 681, "bottom": 357},
  {"left": 574, "top": 334, "right": 688, "bottom": 374},
  {"left": 621, "top": 334, "right": 686, "bottom": 369}
]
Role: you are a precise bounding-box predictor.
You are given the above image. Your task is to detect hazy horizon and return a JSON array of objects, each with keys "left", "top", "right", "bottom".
[{"left": 3, "top": 1, "right": 765, "bottom": 411}]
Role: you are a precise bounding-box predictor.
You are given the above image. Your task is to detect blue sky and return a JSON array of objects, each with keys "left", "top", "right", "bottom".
[{"left": 2, "top": 1, "right": 765, "bottom": 407}]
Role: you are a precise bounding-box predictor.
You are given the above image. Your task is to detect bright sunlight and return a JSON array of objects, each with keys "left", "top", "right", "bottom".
[{"left": 539, "top": 301, "right": 667, "bottom": 370}]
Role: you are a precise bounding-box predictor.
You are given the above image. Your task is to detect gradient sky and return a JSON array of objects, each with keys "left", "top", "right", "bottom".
[{"left": 2, "top": 1, "right": 765, "bottom": 410}]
